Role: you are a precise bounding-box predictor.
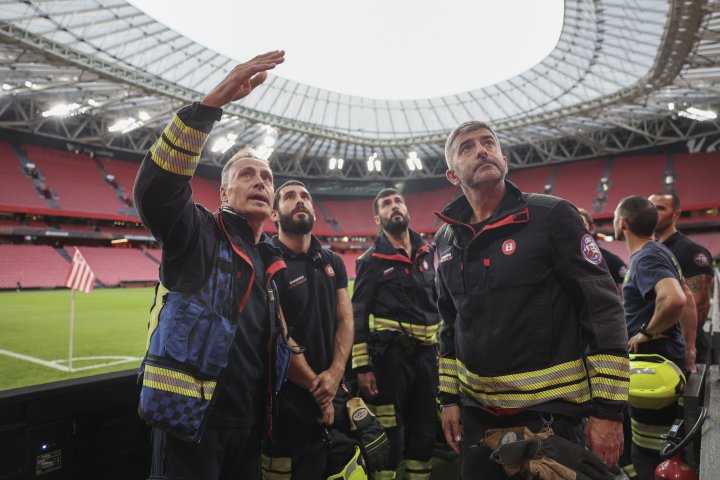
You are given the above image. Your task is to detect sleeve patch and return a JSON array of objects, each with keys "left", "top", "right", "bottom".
[
  {"left": 694, "top": 252, "right": 710, "bottom": 267},
  {"left": 581, "top": 234, "right": 603, "bottom": 265}
]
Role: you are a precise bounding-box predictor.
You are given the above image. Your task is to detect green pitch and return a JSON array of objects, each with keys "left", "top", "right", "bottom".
[{"left": 0, "top": 281, "right": 356, "bottom": 392}]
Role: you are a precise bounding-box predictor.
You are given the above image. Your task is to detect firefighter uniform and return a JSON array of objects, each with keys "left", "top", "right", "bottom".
[
  {"left": 351, "top": 230, "right": 439, "bottom": 480},
  {"left": 262, "top": 235, "right": 357, "bottom": 480},
  {"left": 435, "top": 180, "right": 629, "bottom": 479},
  {"left": 134, "top": 102, "right": 285, "bottom": 479}
]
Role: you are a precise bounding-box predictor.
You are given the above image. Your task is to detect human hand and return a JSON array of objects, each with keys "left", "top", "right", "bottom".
[
  {"left": 584, "top": 416, "right": 623, "bottom": 467},
  {"left": 317, "top": 400, "right": 335, "bottom": 426},
  {"left": 686, "top": 347, "right": 697, "bottom": 373},
  {"left": 201, "top": 50, "right": 285, "bottom": 108},
  {"left": 310, "top": 367, "right": 342, "bottom": 406},
  {"left": 441, "top": 405, "right": 462, "bottom": 455},
  {"left": 357, "top": 372, "right": 378, "bottom": 398}
]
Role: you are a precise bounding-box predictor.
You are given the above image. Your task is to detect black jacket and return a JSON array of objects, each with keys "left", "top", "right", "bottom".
[
  {"left": 351, "top": 229, "right": 439, "bottom": 373},
  {"left": 435, "top": 180, "right": 629, "bottom": 420}
]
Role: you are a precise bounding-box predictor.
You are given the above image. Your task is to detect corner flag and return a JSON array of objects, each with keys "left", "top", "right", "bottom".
[{"left": 65, "top": 248, "right": 95, "bottom": 293}]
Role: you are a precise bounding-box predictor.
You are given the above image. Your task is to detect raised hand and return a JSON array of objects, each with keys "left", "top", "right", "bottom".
[{"left": 201, "top": 50, "right": 285, "bottom": 108}]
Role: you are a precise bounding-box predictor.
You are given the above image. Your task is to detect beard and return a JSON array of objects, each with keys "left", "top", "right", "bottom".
[
  {"left": 278, "top": 210, "right": 315, "bottom": 235},
  {"left": 381, "top": 212, "right": 409, "bottom": 236}
]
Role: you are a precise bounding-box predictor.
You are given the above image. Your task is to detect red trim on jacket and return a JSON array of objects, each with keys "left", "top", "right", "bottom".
[{"left": 371, "top": 252, "right": 413, "bottom": 265}]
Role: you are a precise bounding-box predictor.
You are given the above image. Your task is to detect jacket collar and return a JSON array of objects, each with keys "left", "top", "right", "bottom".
[{"left": 271, "top": 234, "right": 324, "bottom": 260}]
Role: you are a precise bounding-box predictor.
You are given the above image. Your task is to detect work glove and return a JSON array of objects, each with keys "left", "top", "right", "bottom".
[
  {"left": 485, "top": 427, "right": 615, "bottom": 480},
  {"left": 346, "top": 396, "right": 390, "bottom": 472}
]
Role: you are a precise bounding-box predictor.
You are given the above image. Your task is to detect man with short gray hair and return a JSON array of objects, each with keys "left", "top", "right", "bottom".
[{"left": 435, "top": 121, "right": 629, "bottom": 478}]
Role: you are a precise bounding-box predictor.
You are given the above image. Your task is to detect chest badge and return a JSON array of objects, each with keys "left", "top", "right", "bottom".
[
  {"left": 502, "top": 239, "right": 516, "bottom": 256},
  {"left": 325, "top": 264, "right": 336, "bottom": 277},
  {"left": 580, "top": 234, "right": 603, "bottom": 265}
]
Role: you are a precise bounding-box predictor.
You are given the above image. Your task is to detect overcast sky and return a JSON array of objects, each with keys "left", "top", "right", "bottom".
[{"left": 128, "top": 0, "right": 563, "bottom": 100}]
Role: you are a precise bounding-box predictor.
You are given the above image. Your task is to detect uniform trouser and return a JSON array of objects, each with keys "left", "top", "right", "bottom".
[
  {"left": 459, "top": 406, "right": 584, "bottom": 480},
  {"left": 262, "top": 392, "right": 357, "bottom": 480},
  {"left": 366, "top": 337, "right": 438, "bottom": 479},
  {"left": 150, "top": 424, "right": 262, "bottom": 480},
  {"left": 629, "top": 402, "right": 678, "bottom": 480}
]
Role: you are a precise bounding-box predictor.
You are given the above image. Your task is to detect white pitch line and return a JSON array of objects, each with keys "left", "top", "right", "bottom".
[{"left": 0, "top": 349, "right": 141, "bottom": 372}]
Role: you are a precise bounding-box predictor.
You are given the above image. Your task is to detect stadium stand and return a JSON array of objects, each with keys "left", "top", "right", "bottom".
[
  {"left": 63, "top": 246, "right": 159, "bottom": 287},
  {"left": 22, "top": 145, "right": 127, "bottom": 216},
  {"left": 404, "top": 186, "right": 459, "bottom": 232},
  {"left": 337, "top": 251, "right": 360, "bottom": 279},
  {"left": 0, "top": 141, "right": 51, "bottom": 210},
  {"left": 601, "top": 155, "right": 667, "bottom": 215},
  {"left": 322, "top": 198, "right": 378, "bottom": 236},
  {"left": 670, "top": 152, "right": 720, "bottom": 209},
  {"left": 687, "top": 232, "right": 720, "bottom": 257},
  {"left": 550, "top": 158, "right": 608, "bottom": 212},
  {"left": 507, "top": 165, "right": 556, "bottom": 195},
  {"left": 0, "top": 244, "right": 70, "bottom": 289}
]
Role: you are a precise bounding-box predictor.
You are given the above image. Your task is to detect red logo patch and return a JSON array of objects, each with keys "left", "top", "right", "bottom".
[
  {"left": 325, "top": 264, "right": 335, "bottom": 277},
  {"left": 580, "top": 234, "right": 602, "bottom": 265},
  {"left": 502, "top": 239, "right": 516, "bottom": 255}
]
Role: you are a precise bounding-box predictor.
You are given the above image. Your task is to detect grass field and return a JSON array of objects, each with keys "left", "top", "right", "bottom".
[
  {"left": 0, "top": 281, "right": 357, "bottom": 391},
  {"left": 0, "top": 288, "right": 152, "bottom": 391}
]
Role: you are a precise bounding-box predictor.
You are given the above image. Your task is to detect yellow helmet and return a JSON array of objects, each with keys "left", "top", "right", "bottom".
[{"left": 628, "top": 354, "right": 685, "bottom": 409}]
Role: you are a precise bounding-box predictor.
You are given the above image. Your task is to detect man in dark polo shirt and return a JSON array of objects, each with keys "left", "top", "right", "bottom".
[
  {"left": 262, "top": 180, "right": 356, "bottom": 479},
  {"left": 649, "top": 192, "right": 715, "bottom": 365}
]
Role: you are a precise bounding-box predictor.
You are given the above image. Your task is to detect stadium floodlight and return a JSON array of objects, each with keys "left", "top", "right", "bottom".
[
  {"left": 667, "top": 102, "right": 675, "bottom": 111},
  {"left": 108, "top": 117, "right": 143, "bottom": 133},
  {"left": 2, "top": 83, "right": 11, "bottom": 90},
  {"left": 406, "top": 151, "right": 422, "bottom": 171},
  {"left": 337, "top": 158, "right": 344, "bottom": 169},
  {"left": 24, "top": 81, "right": 39, "bottom": 89},
  {"left": 88, "top": 99, "right": 99, "bottom": 107},
  {"left": 678, "top": 107, "right": 717, "bottom": 121},
  {"left": 42, "top": 103, "right": 82, "bottom": 118},
  {"left": 256, "top": 144, "right": 274, "bottom": 160},
  {"left": 263, "top": 135, "right": 276, "bottom": 147},
  {"left": 210, "top": 133, "right": 237, "bottom": 153},
  {"left": 367, "top": 152, "right": 379, "bottom": 172},
  {"left": 138, "top": 110, "right": 151, "bottom": 121},
  {"left": 329, "top": 157, "right": 337, "bottom": 170}
]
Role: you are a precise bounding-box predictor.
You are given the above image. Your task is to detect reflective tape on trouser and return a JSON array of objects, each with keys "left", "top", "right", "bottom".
[
  {"left": 261, "top": 454, "right": 291, "bottom": 480},
  {"left": 630, "top": 418, "right": 669, "bottom": 452},
  {"left": 367, "top": 403, "right": 397, "bottom": 428},
  {"left": 373, "top": 470, "right": 396, "bottom": 480},
  {"left": 405, "top": 459, "right": 432, "bottom": 480},
  {"left": 373, "top": 318, "right": 439, "bottom": 345},
  {"left": 622, "top": 464, "right": 638, "bottom": 478}
]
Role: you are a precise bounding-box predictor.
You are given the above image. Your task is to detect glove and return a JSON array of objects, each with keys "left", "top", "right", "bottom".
[
  {"left": 485, "top": 427, "right": 615, "bottom": 480},
  {"left": 346, "top": 396, "right": 390, "bottom": 471}
]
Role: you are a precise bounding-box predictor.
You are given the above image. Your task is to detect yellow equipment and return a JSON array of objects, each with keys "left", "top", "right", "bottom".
[{"left": 628, "top": 354, "right": 685, "bottom": 409}]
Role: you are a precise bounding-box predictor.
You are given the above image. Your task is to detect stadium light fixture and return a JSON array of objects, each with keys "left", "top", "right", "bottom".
[
  {"left": 210, "top": 133, "right": 237, "bottom": 153},
  {"left": 256, "top": 144, "right": 274, "bottom": 160},
  {"left": 138, "top": 110, "right": 151, "bottom": 121},
  {"left": 329, "top": 157, "right": 337, "bottom": 170},
  {"left": 2, "top": 83, "right": 11, "bottom": 91},
  {"left": 337, "top": 158, "right": 344, "bottom": 169},
  {"left": 87, "top": 99, "right": 99, "bottom": 107},
  {"left": 406, "top": 151, "right": 422, "bottom": 171},
  {"left": 42, "top": 103, "right": 82, "bottom": 118},
  {"left": 667, "top": 102, "right": 675, "bottom": 111},
  {"left": 24, "top": 81, "right": 39, "bottom": 89},
  {"left": 108, "top": 117, "right": 143, "bottom": 133},
  {"left": 677, "top": 107, "right": 717, "bottom": 121}
]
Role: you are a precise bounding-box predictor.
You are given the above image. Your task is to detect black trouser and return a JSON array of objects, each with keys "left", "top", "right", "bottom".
[
  {"left": 150, "top": 424, "right": 262, "bottom": 480},
  {"left": 366, "top": 333, "right": 438, "bottom": 477},
  {"left": 460, "top": 407, "right": 584, "bottom": 480},
  {"left": 262, "top": 390, "right": 357, "bottom": 480}
]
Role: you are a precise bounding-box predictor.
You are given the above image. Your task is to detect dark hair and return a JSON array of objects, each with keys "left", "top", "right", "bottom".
[
  {"left": 577, "top": 207, "right": 593, "bottom": 227},
  {"left": 273, "top": 180, "right": 308, "bottom": 210},
  {"left": 650, "top": 191, "right": 681, "bottom": 212},
  {"left": 617, "top": 195, "right": 658, "bottom": 237},
  {"left": 373, "top": 188, "right": 401, "bottom": 215}
]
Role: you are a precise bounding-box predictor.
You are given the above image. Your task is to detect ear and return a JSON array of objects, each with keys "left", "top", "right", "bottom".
[
  {"left": 672, "top": 209, "right": 681, "bottom": 222},
  {"left": 446, "top": 169, "right": 460, "bottom": 186},
  {"left": 270, "top": 210, "right": 279, "bottom": 223},
  {"left": 373, "top": 215, "right": 381, "bottom": 226},
  {"left": 220, "top": 185, "right": 228, "bottom": 204}
]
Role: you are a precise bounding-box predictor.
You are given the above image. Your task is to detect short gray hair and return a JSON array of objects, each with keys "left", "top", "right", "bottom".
[
  {"left": 221, "top": 147, "right": 269, "bottom": 186},
  {"left": 444, "top": 121, "right": 499, "bottom": 168}
]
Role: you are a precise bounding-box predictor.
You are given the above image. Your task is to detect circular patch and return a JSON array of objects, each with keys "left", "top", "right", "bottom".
[
  {"left": 352, "top": 408, "right": 369, "bottom": 422},
  {"left": 499, "top": 431, "right": 520, "bottom": 445},
  {"left": 502, "top": 239, "right": 516, "bottom": 256},
  {"left": 694, "top": 252, "right": 710, "bottom": 267},
  {"left": 580, "top": 234, "right": 603, "bottom": 265},
  {"left": 423, "top": 259, "right": 429, "bottom": 271},
  {"left": 325, "top": 264, "right": 335, "bottom": 277}
]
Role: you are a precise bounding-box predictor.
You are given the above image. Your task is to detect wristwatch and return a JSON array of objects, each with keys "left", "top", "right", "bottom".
[{"left": 639, "top": 323, "right": 655, "bottom": 339}]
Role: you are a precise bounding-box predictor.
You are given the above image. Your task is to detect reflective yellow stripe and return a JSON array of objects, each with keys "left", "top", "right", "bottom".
[
  {"left": 631, "top": 418, "right": 669, "bottom": 452},
  {"left": 352, "top": 342, "right": 371, "bottom": 369},
  {"left": 368, "top": 403, "right": 397, "bottom": 428},
  {"left": 587, "top": 353, "right": 630, "bottom": 402},
  {"left": 150, "top": 139, "right": 199, "bottom": 176},
  {"left": 405, "top": 459, "right": 432, "bottom": 480},
  {"left": 622, "top": 464, "right": 637, "bottom": 478},
  {"left": 166, "top": 115, "right": 207, "bottom": 154},
  {"left": 439, "top": 357, "right": 460, "bottom": 395},
  {"left": 261, "top": 454, "right": 291, "bottom": 480},
  {"left": 456, "top": 358, "right": 591, "bottom": 408},
  {"left": 145, "top": 282, "right": 169, "bottom": 352},
  {"left": 373, "top": 318, "right": 439, "bottom": 345},
  {"left": 149, "top": 114, "right": 208, "bottom": 176},
  {"left": 373, "top": 470, "right": 396, "bottom": 480},
  {"left": 143, "top": 364, "right": 215, "bottom": 399}
]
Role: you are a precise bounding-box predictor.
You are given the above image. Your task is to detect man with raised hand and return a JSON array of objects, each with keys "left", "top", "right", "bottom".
[
  {"left": 262, "top": 180, "right": 357, "bottom": 480},
  {"left": 351, "top": 188, "right": 439, "bottom": 480},
  {"left": 135, "top": 51, "right": 313, "bottom": 480},
  {"left": 435, "top": 121, "right": 628, "bottom": 479}
]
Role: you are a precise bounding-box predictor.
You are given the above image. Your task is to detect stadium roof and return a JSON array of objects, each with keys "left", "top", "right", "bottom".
[{"left": 0, "top": 0, "right": 719, "bottom": 187}]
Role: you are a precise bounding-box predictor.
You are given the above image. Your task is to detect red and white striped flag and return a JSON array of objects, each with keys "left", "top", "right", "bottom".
[{"left": 65, "top": 248, "right": 95, "bottom": 293}]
